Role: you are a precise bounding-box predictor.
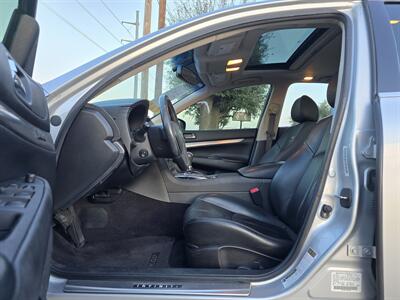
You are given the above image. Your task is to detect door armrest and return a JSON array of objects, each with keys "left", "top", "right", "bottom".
[{"left": 238, "top": 161, "right": 285, "bottom": 179}]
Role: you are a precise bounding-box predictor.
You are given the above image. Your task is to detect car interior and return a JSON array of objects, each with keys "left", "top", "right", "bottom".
[
  {"left": 50, "top": 22, "right": 343, "bottom": 277},
  {"left": 0, "top": 3, "right": 344, "bottom": 290}
]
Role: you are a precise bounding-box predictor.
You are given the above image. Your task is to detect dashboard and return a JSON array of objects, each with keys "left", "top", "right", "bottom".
[{"left": 94, "top": 99, "right": 157, "bottom": 179}]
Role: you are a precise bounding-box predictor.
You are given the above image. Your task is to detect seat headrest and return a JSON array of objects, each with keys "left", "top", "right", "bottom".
[
  {"left": 327, "top": 77, "right": 337, "bottom": 107},
  {"left": 291, "top": 95, "right": 319, "bottom": 123}
]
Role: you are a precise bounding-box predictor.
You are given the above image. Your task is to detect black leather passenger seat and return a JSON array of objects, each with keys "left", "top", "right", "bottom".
[
  {"left": 258, "top": 95, "right": 319, "bottom": 164},
  {"left": 183, "top": 79, "right": 337, "bottom": 270}
]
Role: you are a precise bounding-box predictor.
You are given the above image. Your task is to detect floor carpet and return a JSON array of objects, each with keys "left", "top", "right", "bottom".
[{"left": 53, "top": 232, "right": 186, "bottom": 273}]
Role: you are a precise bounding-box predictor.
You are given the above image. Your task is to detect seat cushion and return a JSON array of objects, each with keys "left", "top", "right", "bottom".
[{"left": 183, "top": 194, "right": 296, "bottom": 269}]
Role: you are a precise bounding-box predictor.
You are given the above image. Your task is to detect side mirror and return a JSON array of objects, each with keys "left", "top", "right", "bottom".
[{"left": 178, "top": 118, "right": 186, "bottom": 131}]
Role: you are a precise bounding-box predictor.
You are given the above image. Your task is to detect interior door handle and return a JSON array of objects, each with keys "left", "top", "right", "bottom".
[{"left": 184, "top": 133, "right": 197, "bottom": 140}]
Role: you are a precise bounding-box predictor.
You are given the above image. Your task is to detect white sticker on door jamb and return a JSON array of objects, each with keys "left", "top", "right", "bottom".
[{"left": 331, "top": 271, "right": 362, "bottom": 293}]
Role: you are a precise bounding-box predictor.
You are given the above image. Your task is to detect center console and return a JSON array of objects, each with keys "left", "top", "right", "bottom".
[{"left": 125, "top": 159, "right": 284, "bottom": 210}]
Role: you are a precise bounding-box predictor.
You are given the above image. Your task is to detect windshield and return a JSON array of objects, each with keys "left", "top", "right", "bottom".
[
  {"left": 0, "top": 0, "right": 18, "bottom": 40},
  {"left": 33, "top": 0, "right": 265, "bottom": 83},
  {"left": 90, "top": 57, "right": 203, "bottom": 117}
]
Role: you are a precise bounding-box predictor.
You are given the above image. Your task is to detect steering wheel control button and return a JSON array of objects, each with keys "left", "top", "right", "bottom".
[
  {"left": 139, "top": 149, "right": 149, "bottom": 158},
  {"left": 320, "top": 204, "right": 333, "bottom": 219}
]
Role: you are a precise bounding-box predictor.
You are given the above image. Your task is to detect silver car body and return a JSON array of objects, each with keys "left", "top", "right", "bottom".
[{"left": 44, "top": 0, "right": 399, "bottom": 299}]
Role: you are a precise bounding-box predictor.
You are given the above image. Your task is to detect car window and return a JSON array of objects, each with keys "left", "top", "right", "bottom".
[
  {"left": 178, "top": 85, "right": 271, "bottom": 131},
  {"left": 279, "top": 82, "right": 330, "bottom": 127},
  {"left": 386, "top": 3, "right": 400, "bottom": 62},
  {"left": 90, "top": 58, "right": 203, "bottom": 117},
  {"left": 247, "top": 28, "right": 317, "bottom": 67},
  {"left": 33, "top": 0, "right": 265, "bottom": 83},
  {"left": 0, "top": 0, "right": 18, "bottom": 40}
]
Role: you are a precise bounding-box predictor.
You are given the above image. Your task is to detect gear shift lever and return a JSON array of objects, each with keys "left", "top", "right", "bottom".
[{"left": 174, "top": 152, "right": 213, "bottom": 180}]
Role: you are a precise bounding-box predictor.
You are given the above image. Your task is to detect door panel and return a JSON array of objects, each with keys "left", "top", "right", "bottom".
[
  {"left": 0, "top": 176, "right": 53, "bottom": 300},
  {"left": 184, "top": 129, "right": 257, "bottom": 172},
  {"left": 0, "top": 1, "right": 55, "bottom": 294}
]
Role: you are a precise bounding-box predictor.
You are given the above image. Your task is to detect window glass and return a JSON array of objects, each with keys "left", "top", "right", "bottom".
[
  {"left": 247, "top": 28, "right": 316, "bottom": 67},
  {"left": 90, "top": 58, "right": 203, "bottom": 117},
  {"left": 386, "top": 3, "right": 400, "bottom": 62},
  {"left": 178, "top": 85, "right": 271, "bottom": 130},
  {"left": 33, "top": 0, "right": 266, "bottom": 83},
  {"left": 279, "top": 83, "right": 330, "bottom": 127},
  {"left": 0, "top": 0, "right": 18, "bottom": 40}
]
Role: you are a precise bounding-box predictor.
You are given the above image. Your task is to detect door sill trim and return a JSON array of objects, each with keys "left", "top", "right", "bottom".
[{"left": 64, "top": 280, "right": 251, "bottom": 296}]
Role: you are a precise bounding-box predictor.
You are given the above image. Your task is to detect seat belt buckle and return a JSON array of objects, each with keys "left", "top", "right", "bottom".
[{"left": 249, "top": 187, "right": 263, "bottom": 206}]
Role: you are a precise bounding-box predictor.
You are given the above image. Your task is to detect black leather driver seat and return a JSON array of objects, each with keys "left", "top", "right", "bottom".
[
  {"left": 258, "top": 95, "right": 319, "bottom": 164},
  {"left": 183, "top": 81, "right": 336, "bottom": 269}
]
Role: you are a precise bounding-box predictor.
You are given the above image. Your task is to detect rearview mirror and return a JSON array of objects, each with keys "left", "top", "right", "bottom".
[{"left": 176, "top": 65, "right": 201, "bottom": 85}]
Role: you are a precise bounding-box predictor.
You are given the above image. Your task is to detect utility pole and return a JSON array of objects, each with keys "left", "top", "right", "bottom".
[
  {"left": 154, "top": 0, "right": 166, "bottom": 101},
  {"left": 122, "top": 10, "right": 140, "bottom": 98},
  {"left": 141, "top": 0, "right": 152, "bottom": 99}
]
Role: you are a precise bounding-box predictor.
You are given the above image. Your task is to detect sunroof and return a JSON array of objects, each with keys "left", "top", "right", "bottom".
[{"left": 247, "top": 28, "right": 317, "bottom": 68}]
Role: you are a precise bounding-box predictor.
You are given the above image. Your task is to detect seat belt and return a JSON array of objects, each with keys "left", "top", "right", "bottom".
[{"left": 265, "top": 112, "right": 277, "bottom": 153}]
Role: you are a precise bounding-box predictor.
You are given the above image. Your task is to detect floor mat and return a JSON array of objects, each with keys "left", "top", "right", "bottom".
[
  {"left": 74, "top": 191, "right": 188, "bottom": 243},
  {"left": 53, "top": 233, "right": 185, "bottom": 273}
]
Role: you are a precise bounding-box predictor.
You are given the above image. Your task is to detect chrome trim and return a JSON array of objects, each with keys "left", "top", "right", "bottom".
[
  {"left": 186, "top": 138, "right": 244, "bottom": 149},
  {"left": 63, "top": 282, "right": 250, "bottom": 296}
]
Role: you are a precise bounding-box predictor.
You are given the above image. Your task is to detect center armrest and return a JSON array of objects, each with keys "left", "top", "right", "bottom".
[{"left": 238, "top": 161, "right": 285, "bottom": 179}]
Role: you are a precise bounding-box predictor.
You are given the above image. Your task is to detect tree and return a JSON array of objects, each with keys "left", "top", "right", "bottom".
[
  {"left": 167, "top": 0, "right": 270, "bottom": 129},
  {"left": 166, "top": 0, "right": 242, "bottom": 25},
  {"left": 318, "top": 101, "right": 332, "bottom": 119},
  {"left": 186, "top": 85, "right": 269, "bottom": 129}
]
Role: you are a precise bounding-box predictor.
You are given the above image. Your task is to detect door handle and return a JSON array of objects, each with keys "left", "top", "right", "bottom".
[{"left": 184, "top": 133, "right": 197, "bottom": 140}]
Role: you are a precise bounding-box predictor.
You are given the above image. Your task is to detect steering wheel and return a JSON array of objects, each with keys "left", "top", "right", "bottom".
[{"left": 159, "top": 94, "right": 191, "bottom": 171}]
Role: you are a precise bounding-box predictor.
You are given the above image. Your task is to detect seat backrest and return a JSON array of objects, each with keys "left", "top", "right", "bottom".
[
  {"left": 269, "top": 117, "right": 331, "bottom": 232},
  {"left": 268, "top": 81, "right": 336, "bottom": 233},
  {"left": 259, "top": 95, "right": 319, "bottom": 164}
]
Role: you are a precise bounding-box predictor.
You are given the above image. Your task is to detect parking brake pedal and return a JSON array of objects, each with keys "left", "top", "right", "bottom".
[{"left": 54, "top": 207, "right": 86, "bottom": 248}]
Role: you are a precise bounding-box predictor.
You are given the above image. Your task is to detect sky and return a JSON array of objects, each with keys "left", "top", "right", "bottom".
[{"left": 34, "top": 0, "right": 163, "bottom": 83}]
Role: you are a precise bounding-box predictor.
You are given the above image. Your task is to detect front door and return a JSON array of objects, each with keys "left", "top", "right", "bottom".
[{"left": 0, "top": 1, "right": 56, "bottom": 299}]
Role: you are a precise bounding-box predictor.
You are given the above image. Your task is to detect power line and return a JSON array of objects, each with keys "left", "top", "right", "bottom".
[
  {"left": 100, "top": 0, "right": 134, "bottom": 39},
  {"left": 75, "top": 0, "right": 121, "bottom": 45},
  {"left": 42, "top": 2, "right": 107, "bottom": 53}
]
